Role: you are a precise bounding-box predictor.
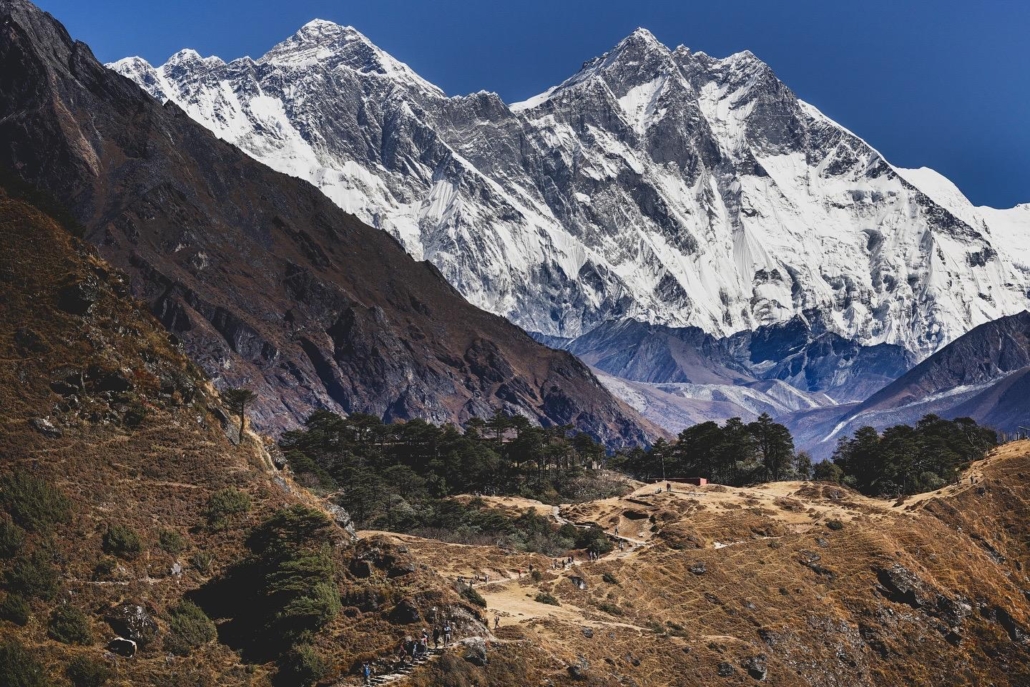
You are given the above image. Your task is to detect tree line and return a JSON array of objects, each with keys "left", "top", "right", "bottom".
[
  {"left": 276, "top": 404, "right": 999, "bottom": 529},
  {"left": 816, "top": 414, "right": 998, "bottom": 496}
]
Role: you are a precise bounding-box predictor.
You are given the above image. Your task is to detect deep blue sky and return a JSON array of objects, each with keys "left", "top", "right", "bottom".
[{"left": 36, "top": 0, "right": 1029, "bottom": 208}]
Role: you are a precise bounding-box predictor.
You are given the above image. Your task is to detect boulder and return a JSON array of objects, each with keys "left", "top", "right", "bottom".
[
  {"left": 29, "top": 417, "right": 61, "bottom": 438},
  {"left": 349, "top": 559, "right": 373, "bottom": 579},
  {"left": 107, "top": 637, "right": 137, "bottom": 657},
  {"left": 582, "top": 627, "right": 594, "bottom": 639},
  {"left": 464, "top": 637, "right": 488, "bottom": 666},
  {"left": 567, "top": 657, "right": 590, "bottom": 680},
  {"left": 742, "top": 655, "right": 768, "bottom": 680},
  {"left": 388, "top": 598, "right": 421, "bottom": 625},
  {"left": 387, "top": 562, "right": 416, "bottom": 578},
  {"left": 325, "top": 503, "right": 358, "bottom": 542},
  {"left": 690, "top": 561, "right": 707, "bottom": 575},
  {"left": 57, "top": 279, "right": 98, "bottom": 315},
  {"left": 717, "top": 662, "right": 735, "bottom": 677},
  {"left": 105, "top": 603, "right": 158, "bottom": 646}
]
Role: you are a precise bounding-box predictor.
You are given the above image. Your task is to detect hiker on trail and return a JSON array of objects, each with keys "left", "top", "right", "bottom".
[
  {"left": 362, "top": 661, "right": 373, "bottom": 685},
  {"left": 433, "top": 626, "right": 441, "bottom": 649},
  {"left": 494, "top": 614, "right": 500, "bottom": 630},
  {"left": 614, "top": 526, "right": 619, "bottom": 536},
  {"left": 667, "top": 482, "right": 672, "bottom": 492},
  {"left": 528, "top": 563, "right": 533, "bottom": 574},
  {"left": 444, "top": 621, "right": 453, "bottom": 645}
]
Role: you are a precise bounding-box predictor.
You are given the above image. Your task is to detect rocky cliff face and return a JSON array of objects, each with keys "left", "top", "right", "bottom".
[
  {"left": 0, "top": 0, "right": 656, "bottom": 446},
  {"left": 112, "top": 23, "right": 1030, "bottom": 358}
]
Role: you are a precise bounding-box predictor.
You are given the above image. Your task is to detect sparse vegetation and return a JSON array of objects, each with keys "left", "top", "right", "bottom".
[
  {"left": 461, "top": 585, "right": 487, "bottom": 608},
  {"left": 0, "top": 471, "right": 72, "bottom": 532},
  {"left": 0, "top": 639, "right": 47, "bottom": 687},
  {"left": 5, "top": 549, "right": 60, "bottom": 600},
  {"left": 165, "top": 601, "right": 217, "bottom": 655},
  {"left": 222, "top": 388, "right": 257, "bottom": 443},
  {"left": 0, "top": 593, "right": 30, "bottom": 625},
  {"left": 47, "top": 604, "right": 94, "bottom": 645},
  {"left": 65, "top": 655, "right": 113, "bottom": 687},
  {"left": 206, "top": 487, "right": 251, "bottom": 530},
  {"left": 535, "top": 592, "right": 559, "bottom": 606},
  {"left": 276, "top": 643, "right": 327, "bottom": 687},
  {"left": 158, "top": 528, "right": 186, "bottom": 554},
  {"left": 190, "top": 551, "right": 214, "bottom": 575},
  {"left": 0, "top": 518, "right": 25, "bottom": 558},
  {"left": 102, "top": 523, "right": 143, "bottom": 559},
  {"left": 826, "top": 519, "right": 844, "bottom": 531},
  {"left": 92, "top": 557, "right": 117, "bottom": 581}
]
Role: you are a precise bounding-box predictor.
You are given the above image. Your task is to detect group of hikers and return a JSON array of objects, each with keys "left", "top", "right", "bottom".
[
  {"left": 362, "top": 623, "right": 456, "bottom": 683},
  {"left": 551, "top": 555, "right": 576, "bottom": 570}
]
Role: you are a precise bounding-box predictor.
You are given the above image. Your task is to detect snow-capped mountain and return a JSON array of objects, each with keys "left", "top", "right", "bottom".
[{"left": 110, "top": 22, "right": 1030, "bottom": 358}]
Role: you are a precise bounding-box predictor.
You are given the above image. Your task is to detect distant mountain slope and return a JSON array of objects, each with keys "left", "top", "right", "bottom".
[
  {"left": 0, "top": 0, "right": 655, "bottom": 446},
  {"left": 783, "top": 311, "right": 1030, "bottom": 458},
  {"left": 112, "top": 22, "right": 1030, "bottom": 357},
  {"left": 563, "top": 317, "right": 914, "bottom": 402}
]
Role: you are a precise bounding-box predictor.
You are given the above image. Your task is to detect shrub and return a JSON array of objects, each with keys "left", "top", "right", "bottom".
[
  {"left": 0, "top": 518, "right": 25, "bottom": 558},
  {"left": 0, "top": 594, "right": 30, "bottom": 625},
  {"left": 92, "top": 557, "right": 117, "bottom": 581},
  {"left": 102, "top": 524, "right": 142, "bottom": 559},
  {"left": 164, "top": 601, "right": 217, "bottom": 656},
  {"left": 826, "top": 519, "right": 844, "bottom": 531},
  {"left": 190, "top": 551, "right": 214, "bottom": 575},
  {"left": 0, "top": 471, "right": 72, "bottom": 532},
  {"left": 123, "top": 402, "right": 147, "bottom": 429},
  {"left": 530, "top": 569, "right": 543, "bottom": 583},
  {"left": 574, "top": 526, "right": 613, "bottom": 555},
  {"left": 276, "top": 643, "right": 327, "bottom": 687},
  {"left": 47, "top": 605, "right": 94, "bottom": 645},
  {"left": 0, "top": 640, "right": 47, "bottom": 687},
  {"left": 66, "top": 655, "right": 113, "bottom": 687},
  {"left": 598, "top": 602, "right": 623, "bottom": 616},
  {"left": 158, "top": 528, "right": 186, "bottom": 555},
  {"left": 461, "top": 586, "right": 487, "bottom": 608},
  {"left": 602, "top": 572, "right": 619, "bottom": 586},
  {"left": 535, "top": 592, "right": 559, "bottom": 606},
  {"left": 206, "top": 488, "right": 251, "bottom": 530},
  {"left": 5, "top": 550, "right": 60, "bottom": 600},
  {"left": 247, "top": 506, "right": 340, "bottom": 643}
]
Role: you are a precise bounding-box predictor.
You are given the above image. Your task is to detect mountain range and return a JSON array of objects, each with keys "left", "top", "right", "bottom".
[
  {"left": 112, "top": 21, "right": 1030, "bottom": 360},
  {"left": 0, "top": 0, "right": 654, "bottom": 446}
]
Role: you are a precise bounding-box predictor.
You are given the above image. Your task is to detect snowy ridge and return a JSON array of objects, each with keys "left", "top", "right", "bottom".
[{"left": 110, "top": 23, "right": 1030, "bottom": 360}]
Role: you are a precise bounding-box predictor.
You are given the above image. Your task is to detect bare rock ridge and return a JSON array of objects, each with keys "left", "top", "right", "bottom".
[
  {"left": 111, "top": 20, "right": 1030, "bottom": 358},
  {"left": 0, "top": 0, "right": 657, "bottom": 445}
]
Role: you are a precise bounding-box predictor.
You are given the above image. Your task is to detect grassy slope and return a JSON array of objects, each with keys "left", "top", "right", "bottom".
[{"left": 0, "top": 193, "right": 482, "bottom": 685}]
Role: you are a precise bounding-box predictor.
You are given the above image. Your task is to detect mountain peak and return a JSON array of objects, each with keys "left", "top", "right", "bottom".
[{"left": 259, "top": 18, "right": 443, "bottom": 96}]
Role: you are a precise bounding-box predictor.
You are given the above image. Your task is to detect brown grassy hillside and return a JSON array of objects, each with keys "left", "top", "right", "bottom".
[
  {"left": 0, "top": 192, "right": 489, "bottom": 685},
  {"left": 383, "top": 446, "right": 1030, "bottom": 686}
]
